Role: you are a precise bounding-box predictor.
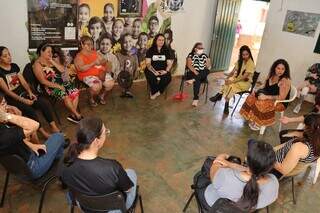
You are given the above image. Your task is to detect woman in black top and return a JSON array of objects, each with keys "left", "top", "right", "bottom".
[
  {"left": 61, "top": 117, "right": 137, "bottom": 212},
  {"left": 145, "top": 33, "right": 173, "bottom": 100},
  {"left": 0, "top": 46, "right": 60, "bottom": 139},
  {"left": 185, "top": 42, "right": 211, "bottom": 107}
]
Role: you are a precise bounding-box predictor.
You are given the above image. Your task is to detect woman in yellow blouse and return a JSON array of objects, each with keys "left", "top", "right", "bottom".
[{"left": 210, "top": 45, "right": 255, "bottom": 114}]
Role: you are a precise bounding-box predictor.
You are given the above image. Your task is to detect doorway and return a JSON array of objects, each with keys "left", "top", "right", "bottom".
[{"left": 228, "top": 0, "right": 269, "bottom": 72}]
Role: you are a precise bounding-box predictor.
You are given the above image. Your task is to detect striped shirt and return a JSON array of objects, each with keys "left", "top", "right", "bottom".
[
  {"left": 275, "top": 138, "right": 316, "bottom": 163},
  {"left": 188, "top": 53, "right": 208, "bottom": 71}
]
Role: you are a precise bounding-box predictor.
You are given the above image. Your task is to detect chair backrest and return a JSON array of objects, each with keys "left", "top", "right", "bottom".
[
  {"left": 71, "top": 189, "right": 127, "bottom": 212},
  {"left": 0, "top": 154, "right": 33, "bottom": 180},
  {"left": 209, "top": 198, "right": 246, "bottom": 213},
  {"left": 250, "top": 71, "right": 260, "bottom": 93},
  {"left": 22, "top": 62, "right": 40, "bottom": 91}
]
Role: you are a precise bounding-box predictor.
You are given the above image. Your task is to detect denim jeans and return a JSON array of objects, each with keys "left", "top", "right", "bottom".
[
  {"left": 27, "top": 133, "right": 65, "bottom": 179},
  {"left": 68, "top": 169, "right": 138, "bottom": 213}
]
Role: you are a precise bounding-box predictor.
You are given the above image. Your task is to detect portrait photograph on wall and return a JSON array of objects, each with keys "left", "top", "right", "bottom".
[{"left": 119, "top": 0, "right": 142, "bottom": 17}]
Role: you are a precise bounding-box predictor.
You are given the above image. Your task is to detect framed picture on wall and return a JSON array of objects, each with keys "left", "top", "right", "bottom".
[{"left": 118, "top": 0, "right": 142, "bottom": 16}]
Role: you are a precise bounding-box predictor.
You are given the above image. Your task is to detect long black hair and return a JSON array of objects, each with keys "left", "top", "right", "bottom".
[
  {"left": 236, "top": 45, "right": 254, "bottom": 78},
  {"left": 236, "top": 139, "right": 276, "bottom": 211},
  {"left": 295, "top": 113, "right": 320, "bottom": 157},
  {"left": 0, "top": 46, "right": 8, "bottom": 57},
  {"left": 190, "top": 42, "right": 202, "bottom": 55},
  {"left": 64, "top": 117, "right": 103, "bottom": 166},
  {"left": 267, "top": 59, "right": 291, "bottom": 80},
  {"left": 150, "top": 33, "right": 169, "bottom": 53}
]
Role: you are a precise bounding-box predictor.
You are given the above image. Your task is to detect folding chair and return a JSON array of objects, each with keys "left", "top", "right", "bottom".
[
  {"left": 70, "top": 186, "right": 144, "bottom": 213},
  {"left": 230, "top": 71, "right": 260, "bottom": 116},
  {"left": 0, "top": 154, "right": 59, "bottom": 213},
  {"left": 260, "top": 85, "right": 298, "bottom": 135}
]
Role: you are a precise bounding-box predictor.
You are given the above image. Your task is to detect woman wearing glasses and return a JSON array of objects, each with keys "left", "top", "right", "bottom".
[
  {"left": 0, "top": 46, "right": 60, "bottom": 138},
  {"left": 185, "top": 42, "right": 211, "bottom": 107},
  {"left": 61, "top": 117, "right": 138, "bottom": 212}
]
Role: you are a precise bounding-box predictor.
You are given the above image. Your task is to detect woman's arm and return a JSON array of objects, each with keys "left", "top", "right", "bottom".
[
  {"left": 274, "top": 142, "right": 309, "bottom": 176},
  {"left": 278, "top": 78, "right": 291, "bottom": 100},
  {"left": 50, "top": 58, "right": 65, "bottom": 73},
  {"left": 145, "top": 58, "right": 158, "bottom": 75},
  {"left": 0, "top": 79, "right": 33, "bottom": 105},
  {"left": 74, "top": 54, "right": 98, "bottom": 72},
  {"left": 33, "top": 61, "right": 64, "bottom": 90},
  {"left": 206, "top": 58, "right": 212, "bottom": 69},
  {"left": 5, "top": 113, "right": 39, "bottom": 137},
  {"left": 186, "top": 57, "right": 198, "bottom": 74},
  {"left": 279, "top": 115, "right": 305, "bottom": 124},
  {"left": 165, "top": 59, "right": 173, "bottom": 72}
]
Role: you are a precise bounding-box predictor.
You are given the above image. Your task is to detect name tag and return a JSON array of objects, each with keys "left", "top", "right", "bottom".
[{"left": 152, "top": 55, "right": 166, "bottom": 61}]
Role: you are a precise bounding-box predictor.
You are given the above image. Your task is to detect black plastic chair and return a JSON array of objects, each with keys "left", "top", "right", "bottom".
[
  {"left": 0, "top": 154, "right": 59, "bottom": 213},
  {"left": 178, "top": 68, "right": 209, "bottom": 103},
  {"left": 183, "top": 171, "right": 270, "bottom": 213},
  {"left": 70, "top": 185, "right": 144, "bottom": 213},
  {"left": 23, "top": 63, "right": 62, "bottom": 124},
  {"left": 230, "top": 71, "right": 260, "bottom": 117}
]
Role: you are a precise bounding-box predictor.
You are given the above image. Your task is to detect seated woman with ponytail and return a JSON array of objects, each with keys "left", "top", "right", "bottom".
[
  {"left": 272, "top": 113, "right": 320, "bottom": 179},
  {"left": 60, "top": 117, "right": 138, "bottom": 212},
  {"left": 204, "top": 139, "right": 278, "bottom": 212}
]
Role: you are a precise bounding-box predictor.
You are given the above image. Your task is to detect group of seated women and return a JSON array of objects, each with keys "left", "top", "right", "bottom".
[{"left": 203, "top": 112, "right": 320, "bottom": 211}]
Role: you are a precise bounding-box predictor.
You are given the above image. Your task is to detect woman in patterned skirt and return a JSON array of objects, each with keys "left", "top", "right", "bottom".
[{"left": 240, "top": 59, "right": 291, "bottom": 131}]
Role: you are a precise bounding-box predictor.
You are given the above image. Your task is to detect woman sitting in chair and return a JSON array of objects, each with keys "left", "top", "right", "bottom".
[
  {"left": 33, "top": 43, "right": 82, "bottom": 124},
  {"left": 0, "top": 93, "right": 65, "bottom": 179},
  {"left": 145, "top": 33, "right": 173, "bottom": 100},
  {"left": 205, "top": 139, "right": 278, "bottom": 211},
  {"left": 61, "top": 117, "right": 137, "bottom": 212},
  {"left": 185, "top": 42, "right": 211, "bottom": 107},
  {"left": 210, "top": 45, "right": 255, "bottom": 113},
  {"left": 272, "top": 113, "right": 320, "bottom": 179},
  {"left": 240, "top": 59, "right": 291, "bottom": 131}
]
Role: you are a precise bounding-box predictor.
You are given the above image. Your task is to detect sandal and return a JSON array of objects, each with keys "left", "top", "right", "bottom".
[
  {"left": 99, "top": 96, "right": 107, "bottom": 105},
  {"left": 89, "top": 99, "right": 98, "bottom": 107}
]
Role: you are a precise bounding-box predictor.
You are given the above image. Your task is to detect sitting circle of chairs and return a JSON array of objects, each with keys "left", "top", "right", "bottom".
[{"left": 0, "top": 38, "right": 319, "bottom": 213}]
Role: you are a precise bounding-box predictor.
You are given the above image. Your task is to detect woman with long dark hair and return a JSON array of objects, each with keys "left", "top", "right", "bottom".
[
  {"left": 185, "top": 42, "right": 211, "bottom": 107},
  {"left": 204, "top": 139, "right": 278, "bottom": 211},
  {"left": 210, "top": 45, "right": 255, "bottom": 113},
  {"left": 272, "top": 113, "right": 320, "bottom": 178},
  {"left": 240, "top": 59, "right": 291, "bottom": 131},
  {"left": 61, "top": 117, "right": 137, "bottom": 211},
  {"left": 145, "top": 33, "right": 174, "bottom": 100}
]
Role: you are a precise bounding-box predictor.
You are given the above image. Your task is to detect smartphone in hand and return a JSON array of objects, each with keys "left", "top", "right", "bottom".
[{"left": 38, "top": 149, "right": 46, "bottom": 157}]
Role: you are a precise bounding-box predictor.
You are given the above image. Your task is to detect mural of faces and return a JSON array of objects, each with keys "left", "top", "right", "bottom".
[
  {"left": 138, "top": 33, "right": 148, "bottom": 49},
  {"left": 132, "top": 19, "right": 142, "bottom": 39},
  {"left": 99, "top": 37, "right": 113, "bottom": 54},
  {"left": 79, "top": 4, "right": 90, "bottom": 24},
  {"left": 148, "top": 16, "right": 159, "bottom": 37},
  {"left": 113, "top": 19, "right": 125, "bottom": 41},
  {"left": 122, "top": 35, "right": 133, "bottom": 52}
]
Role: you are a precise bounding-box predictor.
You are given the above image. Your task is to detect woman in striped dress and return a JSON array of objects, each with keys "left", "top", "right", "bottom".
[
  {"left": 271, "top": 113, "right": 320, "bottom": 179},
  {"left": 185, "top": 42, "right": 211, "bottom": 107}
]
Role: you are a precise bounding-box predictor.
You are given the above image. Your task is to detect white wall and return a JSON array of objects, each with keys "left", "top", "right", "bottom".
[
  {"left": 0, "top": 0, "right": 216, "bottom": 76},
  {"left": 0, "top": 0, "right": 30, "bottom": 69},
  {"left": 171, "top": 0, "right": 216, "bottom": 73},
  {"left": 256, "top": 0, "right": 320, "bottom": 89}
]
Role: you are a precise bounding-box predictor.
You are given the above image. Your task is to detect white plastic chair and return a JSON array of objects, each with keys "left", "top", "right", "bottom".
[{"left": 259, "top": 85, "right": 298, "bottom": 135}]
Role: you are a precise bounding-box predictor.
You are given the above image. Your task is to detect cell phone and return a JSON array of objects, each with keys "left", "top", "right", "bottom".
[{"left": 38, "top": 149, "right": 46, "bottom": 157}]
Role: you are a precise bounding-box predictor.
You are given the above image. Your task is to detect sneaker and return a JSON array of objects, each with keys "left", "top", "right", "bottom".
[
  {"left": 67, "top": 115, "right": 80, "bottom": 124},
  {"left": 125, "top": 91, "right": 134, "bottom": 98},
  {"left": 192, "top": 100, "right": 199, "bottom": 107},
  {"left": 293, "top": 104, "right": 301, "bottom": 114},
  {"left": 150, "top": 91, "right": 161, "bottom": 100},
  {"left": 186, "top": 79, "right": 195, "bottom": 85},
  {"left": 209, "top": 93, "right": 223, "bottom": 102}
]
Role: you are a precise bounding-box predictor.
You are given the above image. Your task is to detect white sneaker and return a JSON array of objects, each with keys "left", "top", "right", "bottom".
[
  {"left": 192, "top": 100, "right": 198, "bottom": 107},
  {"left": 249, "top": 122, "right": 260, "bottom": 131},
  {"left": 293, "top": 104, "right": 301, "bottom": 114},
  {"left": 150, "top": 91, "right": 161, "bottom": 100}
]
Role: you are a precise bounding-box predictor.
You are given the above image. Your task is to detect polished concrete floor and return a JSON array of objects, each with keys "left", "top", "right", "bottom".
[{"left": 0, "top": 73, "right": 319, "bottom": 213}]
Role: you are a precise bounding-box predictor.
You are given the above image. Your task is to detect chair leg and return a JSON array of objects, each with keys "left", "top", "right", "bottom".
[
  {"left": 291, "top": 177, "right": 296, "bottom": 205},
  {"left": 259, "top": 126, "right": 266, "bottom": 135},
  {"left": 0, "top": 172, "right": 9, "bottom": 207},
  {"left": 266, "top": 205, "right": 269, "bottom": 213},
  {"left": 279, "top": 111, "right": 284, "bottom": 132},
  {"left": 231, "top": 94, "right": 242, "bottom": 117},
  {"left": 205, "top": 83, "right": 209, "bottom": 104},
  {"left": 313, "top": 158, "right": 320, "bottom": 184},
  {"left": 38, "top": 176, "right": 57, "bottom": 213},
  {"left": 183, "top": 192, "right": 195, "bottom": 212},
  {"left": 70, "top": 204, "right": 75, "bottom": 213},
  {"left": 139, "top": 195, "right": 144, "bottom": 213}
]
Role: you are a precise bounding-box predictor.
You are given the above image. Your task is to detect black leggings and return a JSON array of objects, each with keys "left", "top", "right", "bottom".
[
  {"left": 186, "top": 69, "right": 209, "bottom": 100},
  {"left": 144, "top": 70, "right": 172, "bottom": 95},
  {"left": 7, "top": 96, "right": 54, "bottom": 124}
]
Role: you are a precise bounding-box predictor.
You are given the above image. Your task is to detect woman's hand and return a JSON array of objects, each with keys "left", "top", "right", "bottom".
[
  {"left": 158, "top": 70, "right": 168, "bottom": 75},
  {"left": 279, "top": 116, "right": 291, "bottom": 124},
  {"left": 28, "top": 143, "right": 47, "bottom": 156},
  {"left": 258, "top": 94, "right": 269, "bottom": 100},
  {"left": 193, "top": 70, "right": 199, "bottom": 76},
  {"left": 22, "top": 98, "right": 34, "bottom": 106},
  {"left": 213, "top": 158, "right": 230, "bottom": 168},
  {"left": 56, "top": 84, "right": 66, "bottom": 91},
  {"left": 28, "top": 92, "right": 37, "bottom": 101}
]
